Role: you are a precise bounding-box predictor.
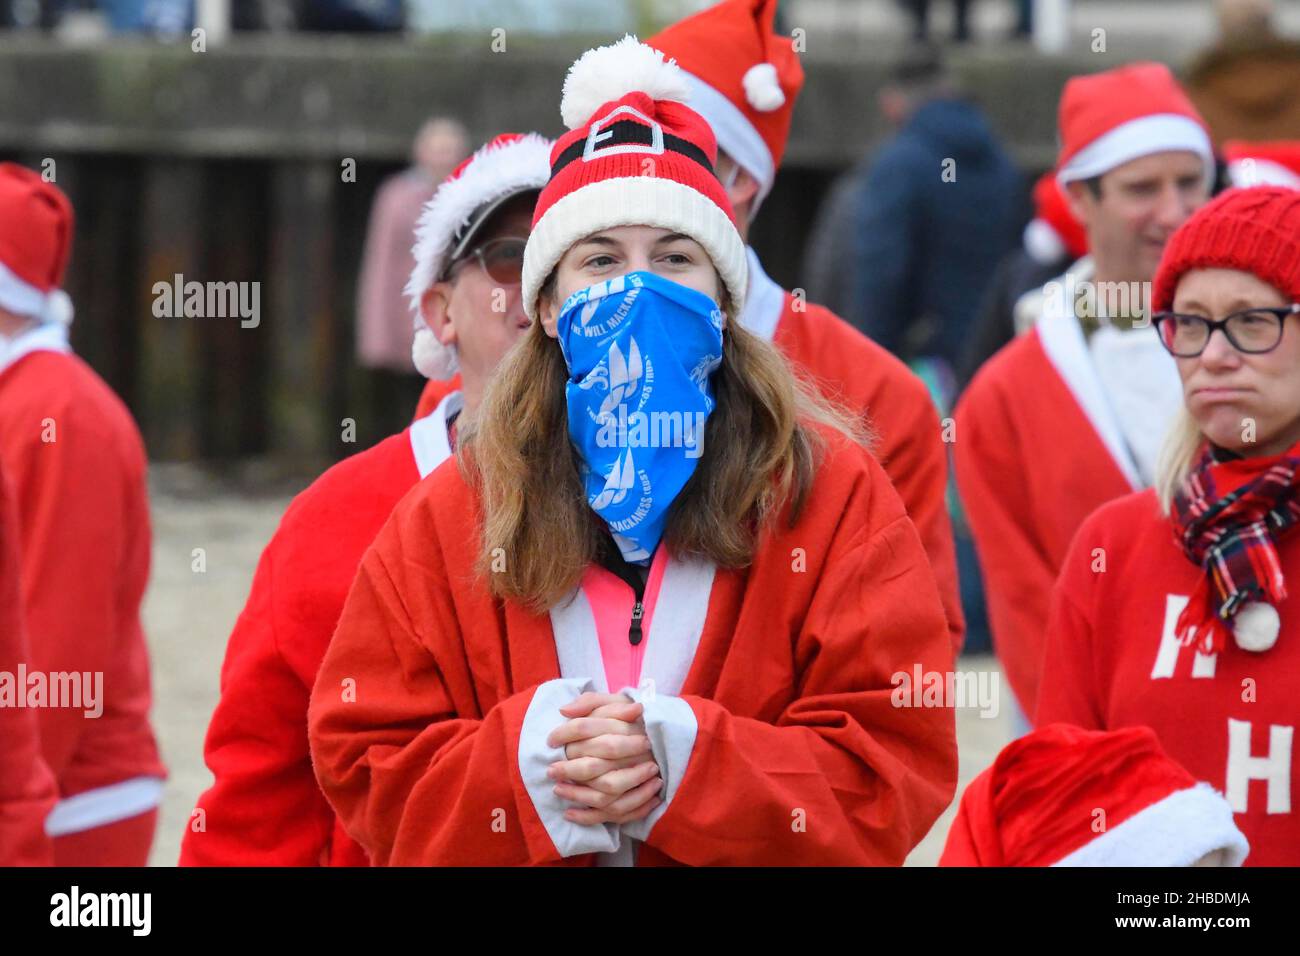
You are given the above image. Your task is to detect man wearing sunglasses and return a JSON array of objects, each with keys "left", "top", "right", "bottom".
[
  {"left": 181, "top": 133, "right": 552, "bottom": 866},
  {"left": 954, "top": 63, "right": 1217, "bottom": 730}
]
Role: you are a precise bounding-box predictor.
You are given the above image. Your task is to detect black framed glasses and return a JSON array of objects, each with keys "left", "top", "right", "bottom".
[
  {"left": 443, "top": 237, "right": 526, "bottom": 286},
  {"left": 1152, "top": 304, "right": 1298, "bottom": 357}
]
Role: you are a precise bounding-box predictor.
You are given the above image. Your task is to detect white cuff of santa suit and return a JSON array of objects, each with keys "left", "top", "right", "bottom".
[
  {"left": 518, "top": 677, "right": 624, "bottom": 858},
  {"left": 617, "top": 680, "right": 697, "bottom": 843}
]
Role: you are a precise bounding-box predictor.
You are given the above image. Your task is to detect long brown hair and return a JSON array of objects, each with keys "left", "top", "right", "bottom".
[{"left": 459, "top": 291, "right": 870, "bottom": 612}]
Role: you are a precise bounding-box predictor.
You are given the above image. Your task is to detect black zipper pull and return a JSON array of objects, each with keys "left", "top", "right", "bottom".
[{"left": 629, "top": 600, "right": 644, "bottom": 646}]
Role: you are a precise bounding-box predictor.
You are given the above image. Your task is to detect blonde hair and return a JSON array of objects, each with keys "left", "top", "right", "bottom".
[
  {"left": 458, "top": 298, "right": 870, "bottom": 612},
  {"left": 1154, "top": 406, "right": 1208, "bottom": 515}
]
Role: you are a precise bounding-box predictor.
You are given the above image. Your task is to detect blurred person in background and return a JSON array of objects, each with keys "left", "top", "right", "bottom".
[
  {"left": 1187, "top": 0, "right": 1300, "bottom": 146},
  {"left": 958, "top": 169, "right": 1088, "bottom": 390},
  {"left": 0, "top": 164, "right": 165, "bottom": 865},
  {"left": 955, "top": 64, "right": 1215, "bottom": 731},
  {"left": 849, "top": 42, "right": 1020, "bottom": 389},
  {"left": 181, "top": 133, "right": 550, "bottom": 866},
  {"left": 356, "top": 117, "right": 468, "bottom": 430}
]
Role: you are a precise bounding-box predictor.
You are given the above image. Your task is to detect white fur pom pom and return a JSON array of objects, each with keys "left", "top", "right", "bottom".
[
  {"left": 43, "top": 289, "right": 74, "bottom": 326},
  {"left": 742, "top": 62, "right": 785, "bottom": 112},
  {"left": 412, "top": 326, "right": 458, "bottom": 380},
  {"left": 1233, "top": 602, "right": 1281, "bottom": 653},
  {"left": 560, "top": 35, "right": 691, "bottom": 131}
]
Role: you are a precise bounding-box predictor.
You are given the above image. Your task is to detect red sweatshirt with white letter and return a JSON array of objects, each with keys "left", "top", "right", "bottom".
[{"left": 1036, "top": 484, "right": 1299, "bottom": 865}]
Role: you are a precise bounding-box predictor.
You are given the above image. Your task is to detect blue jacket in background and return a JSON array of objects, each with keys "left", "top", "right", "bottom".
[{"left": 852, "top": 97, "right": 1022, "bottom": 367}]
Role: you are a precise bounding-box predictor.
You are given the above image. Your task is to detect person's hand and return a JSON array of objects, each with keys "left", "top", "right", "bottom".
[{"left": 546, "top": 692, "right": 663, "bottom": 825}]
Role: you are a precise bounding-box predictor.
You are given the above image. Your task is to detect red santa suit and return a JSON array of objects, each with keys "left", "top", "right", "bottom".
[
  {"left": 0, "top": 458, "right": 58, "bottom": 866},
  {"left": 0, "top": 164, "right": 165, "bottom": 864},
  {"left": 180, "top": 381, "right": 460, "bottom": 866},
  {"left": 308, "top": 428, "right": 957, "bottom": 866},
  {"left": 954, "top": 259, "right": 1183, "bottom": 716},
  {"left": 0, "top": 338, "right": 167, "bottom": 862},
  {"left": 1036, "top": 482, "right": 1300, "bottom": 865}
]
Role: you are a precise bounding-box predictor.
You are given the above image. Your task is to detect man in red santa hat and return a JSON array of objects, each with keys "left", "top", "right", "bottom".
[
  {"left": 0, "top": 459, "right": 59, "bottom": 866},
  {"left": 180, "top": 132, "right": 552, "bottom": 866},
  {"left": 0, "top": 163, "right": 166, "bottom": 865},
  {"left": 955, "top": 63, "right": 1216, "bottom": 727},
  {"left": 644, "top": 0, "right": 963, "bottom": 652},
  {"left": 940, "top": 723, "right": 1248, "bottom": 866}
]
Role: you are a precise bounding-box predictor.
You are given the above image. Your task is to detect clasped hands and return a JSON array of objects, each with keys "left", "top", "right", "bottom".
[{"left": 545, "top": 691, "right": 663, "bottom": 826}]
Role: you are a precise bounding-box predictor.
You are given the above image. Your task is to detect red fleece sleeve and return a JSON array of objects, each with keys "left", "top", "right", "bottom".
[{"left": 637, "top": 477, "right": 958, "bottom": 865}]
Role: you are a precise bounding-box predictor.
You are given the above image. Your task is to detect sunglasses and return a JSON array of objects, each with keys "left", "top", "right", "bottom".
[
  {"left": 1152, "top": 304, "right": 1299, "bottom": 358},
  {"left": 444, "top": 237, "right": 526, "bottom": 287}
]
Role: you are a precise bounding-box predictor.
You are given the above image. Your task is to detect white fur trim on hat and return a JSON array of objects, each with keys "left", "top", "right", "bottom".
[
  {"left": 1052, "top": 783, "right": 1250, "bottom": 867},
  {"left": 560, "top": 35, "right": 691, "bottom": 132},
  {"left": 680, "top": 69, "right": 776, "bottom": 207},
  {"left": 1057, "top": 113, "right": 1214, "bottom": 186},
  {"left": 0, "top": 258, "right": 55, "bottom": 322},
  {"left": 1227, "top": 158, "right": 1300, "bottom": 190},
  {"left": 521, "top": 176, "right": 748, "bottom": 325},
  {"left": 403, "top": 132, "right": 551, "bottom": 379}
]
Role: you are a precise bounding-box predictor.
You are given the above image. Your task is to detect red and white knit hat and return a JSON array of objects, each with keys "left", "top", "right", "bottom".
[
  {"left": 648, "top": 0, "right": 802, "bottom": 209},
  {"left": 1055, "top": 63, "right": 1214, "bottom": 187},
  {"left": 522, "top": 36, "right": 748, "bottom": 324},
  {"left": 405, "top": 132, "right": 552, "bottom": 379},
  {"left": 939, "top": 723, "right": 1249, "bottom": 867},
  {"left": 1223, "top": 140, "right": 1300, "bottom": 190},
  {"left": 0, "top": 163, "right": 74, "bottom": 326}
]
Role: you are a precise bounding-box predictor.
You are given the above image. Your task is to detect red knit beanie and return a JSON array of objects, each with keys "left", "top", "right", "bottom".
[
  {"left": 521, "top": 36, "right": 747, "bottom": 323},
  {"left": 1152, "top": 186, "right": 1300, "bottom": 313}
]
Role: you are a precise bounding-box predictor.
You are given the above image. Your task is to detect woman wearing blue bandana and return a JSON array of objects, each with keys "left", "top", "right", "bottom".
[{"left": 310, "top": 37, "right": 958, "bottom": 867}]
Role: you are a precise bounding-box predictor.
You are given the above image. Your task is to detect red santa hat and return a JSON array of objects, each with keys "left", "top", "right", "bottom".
[
  {"left": 521, "top": 36, "right": 748, "bottom": 323},
  {"left": 939, "top": 723, "right": 1249, "bottom": 867},
  {"left": 1023, "top": 169, "right": 1089, "bottom": 264},
  {"left": 0, "top": 163, "right": 75, "bottom": 327},
  {"left": 1055, "top": 63, "right": 1214, "bottom": 188},
  {"left": 405, "top": 132, "right": 553, "bottom": 379},
  {"left": 647, "top": 0, "right": 801, "bottom": 210},
  {"left": 1223, "top": 140, "right": 1300, "bottom": 190}
]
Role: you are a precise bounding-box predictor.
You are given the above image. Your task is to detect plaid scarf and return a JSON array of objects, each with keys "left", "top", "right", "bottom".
[{"left": 1171, "top": 444, "right": 1300, "bottom": 654}]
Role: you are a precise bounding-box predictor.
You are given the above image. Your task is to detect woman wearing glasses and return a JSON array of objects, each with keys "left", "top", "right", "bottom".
[
  {"left": 1036, "top": 187, "right": 1300, "bottom": 864},
  {"left": 308, "top": 38, "right": 957, "bottom": 867}
]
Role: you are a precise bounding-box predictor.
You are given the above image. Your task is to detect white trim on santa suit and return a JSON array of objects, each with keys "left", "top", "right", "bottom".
[
  {"left": 737, "top": 246, "right": 784, "bottom": 343},
  {"left": 408, "top": 390, "right": 464, "bottom": 479},
  {"left": 0, "top": 320, "right": 71, "bottom": 378}
]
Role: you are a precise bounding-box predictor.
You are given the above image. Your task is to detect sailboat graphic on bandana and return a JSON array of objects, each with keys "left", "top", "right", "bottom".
[
  {"left": 592, "top": 448, "right": 637, "bottom": 510},
  {"left": 557, "top": 270, "right": 723, "bottom": 562}
]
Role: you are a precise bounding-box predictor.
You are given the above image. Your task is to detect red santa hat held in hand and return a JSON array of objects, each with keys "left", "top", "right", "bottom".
[
  {"left": 522, "top": 36, "right": 748, "bottom": 323},
  {"left": 940, "top": 723, "right": 1249, "bottom": 867},
  {"left": 1055, "top": 62, "right": 1214, "bottom": 189},
  {"left": 1223, "top": 140, "right": 1300, "bottom": 190},
  {"left": 647, "top": 0, "right": 802, "bottom": 212},
  {"left": 405, "top": 132, "right": 553, "bottom": 379},
  {"left": 0, "top": 163, "right": 74, "bottom": 327}
]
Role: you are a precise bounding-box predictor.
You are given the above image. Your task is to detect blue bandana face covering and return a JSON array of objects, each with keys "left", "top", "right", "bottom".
[{"left": 556, "top": 270, "right": 725, "bottom": 563}]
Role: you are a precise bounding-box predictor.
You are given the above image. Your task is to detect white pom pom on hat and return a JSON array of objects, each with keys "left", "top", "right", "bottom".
[
  {"left": 742, "top": 62, "right": 785, "bottom": 112},
  {"left": 1233, "top": 601, "right": 1281, "bottom": 653},
  {"left": 560, "top": 34, "right": 692, "bottom": 131}
]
